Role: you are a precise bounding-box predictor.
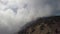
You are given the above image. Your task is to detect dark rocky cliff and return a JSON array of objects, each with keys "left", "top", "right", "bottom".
[{"left": 18, "top": 16, "right": 60, "bottom": 34}]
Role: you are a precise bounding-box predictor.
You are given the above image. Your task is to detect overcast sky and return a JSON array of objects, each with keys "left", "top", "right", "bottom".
[{"left": 0, "top": 0, "right": 60, "bottom": 34}]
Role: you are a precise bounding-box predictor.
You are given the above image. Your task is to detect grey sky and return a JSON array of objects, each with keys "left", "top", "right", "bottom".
[{"left": 0, "top": 0, "right": 60, "bottom": 34}]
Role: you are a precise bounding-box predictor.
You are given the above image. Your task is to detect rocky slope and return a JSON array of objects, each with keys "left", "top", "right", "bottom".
[{"left": 18, "top": 16, "right": 60, "bottom": 34}]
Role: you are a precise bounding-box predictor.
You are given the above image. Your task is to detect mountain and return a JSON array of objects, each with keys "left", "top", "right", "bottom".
[{"left": 18, "top": 16, "right": 60, "bottom": 34}]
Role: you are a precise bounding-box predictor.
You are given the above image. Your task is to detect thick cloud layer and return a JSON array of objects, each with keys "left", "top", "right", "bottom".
[{"left": 0, "top": 0, "right": 60, "bottom": 34}]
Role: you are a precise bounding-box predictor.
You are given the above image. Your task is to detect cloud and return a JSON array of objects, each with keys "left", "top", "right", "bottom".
[{"left": 0, "top": 0, "right": 60, "bottom": 34}]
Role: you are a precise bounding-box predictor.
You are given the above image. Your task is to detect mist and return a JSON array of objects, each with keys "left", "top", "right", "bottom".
[{"left": 0, "top": 0, "right": 60, "bottom": 34}]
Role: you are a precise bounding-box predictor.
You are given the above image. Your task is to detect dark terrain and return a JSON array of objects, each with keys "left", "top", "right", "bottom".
[{"left": 18, "top": 16, "right": 60, "bottom": 34}]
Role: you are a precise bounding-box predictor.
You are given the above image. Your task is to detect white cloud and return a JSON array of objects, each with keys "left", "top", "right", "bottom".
[{"left": 0, "top": 0, "right": 60, "bottom": 34}]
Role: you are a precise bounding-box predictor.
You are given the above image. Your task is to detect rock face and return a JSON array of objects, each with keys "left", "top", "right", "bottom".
[{"left": 18, "top": 16, "right": 60, "bottom": 34}]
